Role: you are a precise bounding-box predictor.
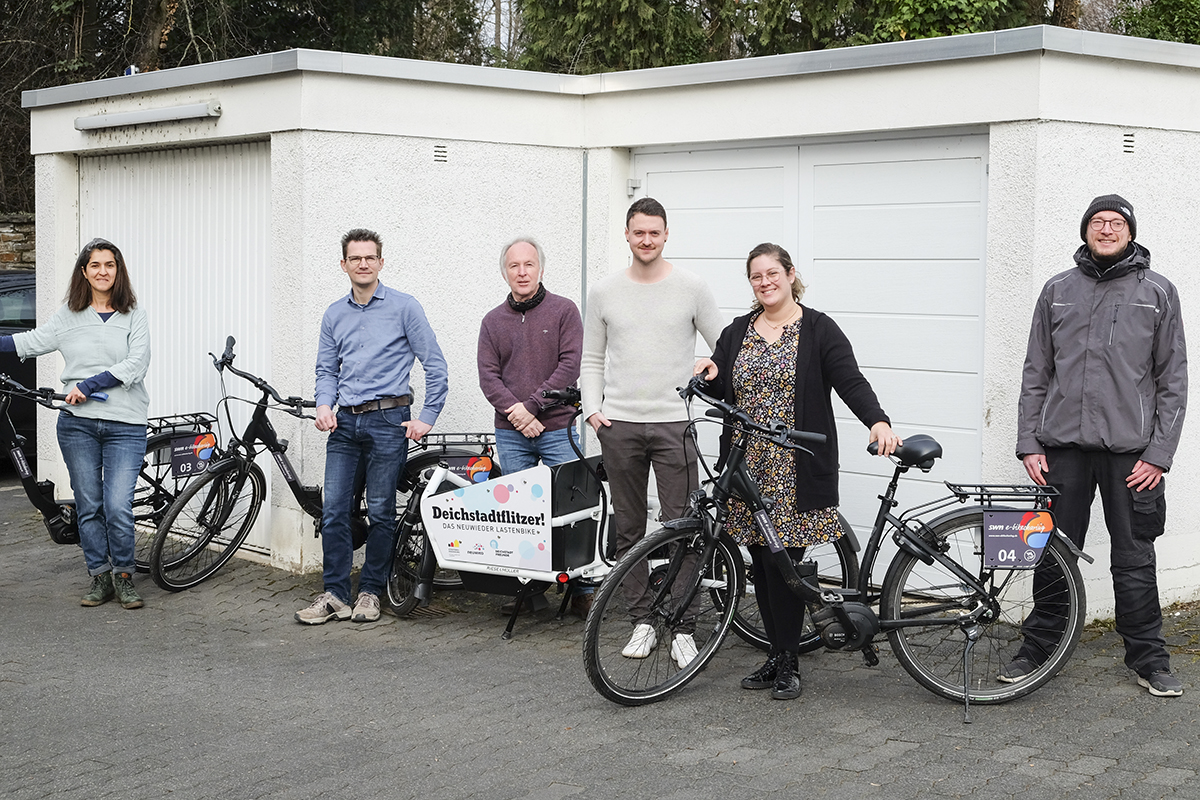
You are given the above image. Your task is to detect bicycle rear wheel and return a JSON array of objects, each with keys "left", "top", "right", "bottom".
[
  {"left": 133, "top": 434, "right": 177, "bottom": 572},
  {"left": 730, "top": 514, "right": 861, "bottom": 652},
  {"left": 881, "top": 512, "right": 1086, "bottom": 704},
  {"left": 385, "top": 520, "right": 426, "bottom": 616},
  {"left": 150, "top": 461, "right": 265, "bottom": 591},
  {"left": 582, "top": 525, "right": 742, "bottom": 706}
]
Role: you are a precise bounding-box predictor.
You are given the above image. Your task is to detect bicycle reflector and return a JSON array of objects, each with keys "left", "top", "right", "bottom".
[{"left": 556, "top": 572, "right": 570, "bottom": 584}]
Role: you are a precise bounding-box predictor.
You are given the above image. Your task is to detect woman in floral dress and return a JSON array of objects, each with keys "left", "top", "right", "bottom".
[{"left": 694, "top": 243, "right": 899, "bottom": 700}]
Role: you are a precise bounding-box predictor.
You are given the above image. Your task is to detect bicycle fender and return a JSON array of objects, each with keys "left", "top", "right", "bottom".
[
  {"left": 1053, "top": 530, "right": 1094, "bottom": 564},
  {"left": 661, "top": 516, "right": 703, "bottom": 532}
]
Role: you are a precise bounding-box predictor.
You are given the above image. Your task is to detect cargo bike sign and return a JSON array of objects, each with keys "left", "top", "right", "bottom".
[
  {"left": 422, "top": 464, "right": 552, "bottom": 572},
  {"left": 982, "top": 510, "right": 1056, "bottom": 568}
]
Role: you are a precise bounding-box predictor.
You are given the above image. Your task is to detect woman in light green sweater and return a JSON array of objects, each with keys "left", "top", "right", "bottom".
[{"left": 8, "top": 239, "right": 151, "bottom": 608}]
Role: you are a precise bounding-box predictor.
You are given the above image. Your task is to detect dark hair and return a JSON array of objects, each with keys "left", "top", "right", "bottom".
[
  {"left": 625, "top": 197, "right": 668, "bottom": 229},
  {"left": 341, "top": 228, "right": 383, "bottom": 258},
  {"left": 67, "top": 238, "right": 137, "bottom": 314},
  {"left": 746, "top": 242, "right": 806, "bottom": 311}
]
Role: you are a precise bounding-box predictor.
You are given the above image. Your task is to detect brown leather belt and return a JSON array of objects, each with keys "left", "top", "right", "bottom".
[{"left": 346, "top": 395, "right": 412, "bottom": 415}]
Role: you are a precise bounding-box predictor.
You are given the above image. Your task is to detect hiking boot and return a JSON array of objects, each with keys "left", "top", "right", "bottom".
[
  {"left": 295, "top": 591, "right": 352, "bottom": 625},
  {"left": 352, "top": 592, "right": 381, "bottom": 622},
  {"left": 741, "top": 652, "right": 783, "bottom": 690},
  {"left": 1138, "top": 670, "right": 1184, "bottom": 697},
  {"left": 771, "top": 652, "right": 802, "bottom": 700},
  {"left": 621, "top": 623, "right": 657, "bottom": 658},
  {"left": 997, "top": 656, "right": 1038, "bottom": 684},
  {"left": 570, "top": 592, "right": 594, "bottom": 620},
  {"left": 113, "top": 572, "right": 144, "bottom": 609},
  {"left": 81, "top": 572, "right": 115, "bottom": 607}
]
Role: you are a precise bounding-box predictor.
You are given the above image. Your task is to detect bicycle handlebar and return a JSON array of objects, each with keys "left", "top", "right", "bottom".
[
  {"left": 540, "top": 386, "right": 581, "bottom": 406},
  {"left": 679, "top": 375, "right": 826, "bottom": 450},
  {"left": 0, "top": 372, "right": 72, "bottom": 409},
  {"left": 209, "top": 336, "right": 315, "bottom": 417}
]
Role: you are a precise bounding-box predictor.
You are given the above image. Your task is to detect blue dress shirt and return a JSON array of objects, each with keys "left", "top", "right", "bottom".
[{"left": 315, "top": 283, "right": 449, "bottom": 427}]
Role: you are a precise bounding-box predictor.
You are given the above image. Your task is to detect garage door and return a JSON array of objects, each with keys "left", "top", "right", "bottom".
[
  {"left": 79, "top": 142, "right": 274, "bottom": 552},
  {"left": 634, "top": 135, "right": 987, "bottom": 536}
]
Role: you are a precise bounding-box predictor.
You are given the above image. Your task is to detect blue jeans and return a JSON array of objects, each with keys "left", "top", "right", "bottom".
[
  {"left": 56, "top": 413, "right": 147, "bottom": 575},
  {"left": 322, "top": 406, "right": 409, "bottom": 603},
  {"left": 495, "top": 425, "right": 580, "bottom": 473}
]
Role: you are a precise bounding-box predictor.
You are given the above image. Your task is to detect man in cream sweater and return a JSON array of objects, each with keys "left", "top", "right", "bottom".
[{"left": 581, "top": 197, "right": 723, "bottom": 668}]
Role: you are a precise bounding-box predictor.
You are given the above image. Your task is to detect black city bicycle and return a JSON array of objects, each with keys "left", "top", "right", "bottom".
[
  {"left": 582, "top": 377, "right": 1089, "bottom": 719},
  {"left": 148, "top": 337, "right": 496, "bottom": 592},
  {"left": 0, "top": 372, "right": 215, "bottom": 569}
]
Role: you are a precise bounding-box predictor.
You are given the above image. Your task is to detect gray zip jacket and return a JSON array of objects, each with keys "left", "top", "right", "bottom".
[{"left": 1016, "top": 243, "right": 1187, "bottom": 470}]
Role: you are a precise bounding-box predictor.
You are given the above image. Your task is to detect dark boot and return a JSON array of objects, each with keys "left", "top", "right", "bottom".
[
  {"left": 771, "top": 651, "right": 802, "bottom": 700},
  {"left": 741, "top": 651, "right": 783, "bottom": 690},
  {"left": 113, "top": 572, "right": 144, "bottom": 609},
  {"left": 81, "top": 572, "right": 115, "bottom": 607}
]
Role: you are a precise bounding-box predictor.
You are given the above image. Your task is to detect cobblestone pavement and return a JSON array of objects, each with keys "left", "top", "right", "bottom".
[{"left": 3, "top": 471, "right": 1199, "bottom": 800}]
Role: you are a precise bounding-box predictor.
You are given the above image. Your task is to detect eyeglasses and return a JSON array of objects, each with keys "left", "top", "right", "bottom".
[
  {"left": 1089, "top": 218, "right": 1126, "bottom": 232},
  {"left": 749, "top": 269, "right": 787, "bottom": 286},
  {"left": 346, "top": 255, "right": 380, "bottom": 266}
]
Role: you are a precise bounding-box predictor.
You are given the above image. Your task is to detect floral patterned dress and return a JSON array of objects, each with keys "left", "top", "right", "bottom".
[{"left": 724, "top": 313, "right": 843, "bottom": 548}]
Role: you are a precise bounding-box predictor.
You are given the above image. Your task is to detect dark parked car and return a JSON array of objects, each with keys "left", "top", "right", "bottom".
[{"left": 0, "top": 269, "right": 37, "bottom": 464}]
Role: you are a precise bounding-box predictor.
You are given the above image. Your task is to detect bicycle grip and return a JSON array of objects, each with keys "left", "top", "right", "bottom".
[
  {"left": 788, "top": 429, "right": 826, "bottom": 446},
  {"left": 541, "top": 387, "right": 581, "bottom": 403},
  {"left": 222, "top": 336, "right": 236, "bottom": 362}
]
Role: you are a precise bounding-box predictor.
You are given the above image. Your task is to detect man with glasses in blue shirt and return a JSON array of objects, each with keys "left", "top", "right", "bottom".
[
  {"left": 296, "top": 228, "right": 449, "bottom": 625},
  {"left": 1012, "top": 195, "right": 1187, "bottom": 697}
]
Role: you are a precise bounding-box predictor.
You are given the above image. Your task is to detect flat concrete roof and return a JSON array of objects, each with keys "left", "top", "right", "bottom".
[{"left": 22, "top": 25, "right": 1200, "bottom": 110}]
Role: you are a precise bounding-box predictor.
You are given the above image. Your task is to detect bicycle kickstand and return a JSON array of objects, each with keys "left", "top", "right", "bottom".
[{"left": 960, "top": 622, "right": 983, "bottom": 724}]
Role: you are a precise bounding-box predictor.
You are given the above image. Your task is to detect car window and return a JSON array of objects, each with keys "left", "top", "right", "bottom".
[{"left": 0, "top": 286, "right": 35, "bottom": 327}]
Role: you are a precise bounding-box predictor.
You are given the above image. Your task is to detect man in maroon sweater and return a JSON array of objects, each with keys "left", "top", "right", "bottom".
[{"left": 478, "top": 237, "right": 587, "bottom": 614}]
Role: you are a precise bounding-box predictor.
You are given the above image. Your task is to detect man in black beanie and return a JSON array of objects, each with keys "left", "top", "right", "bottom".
[{"left": 1011, "top": 194, "right": 1187, "bottom": 696}]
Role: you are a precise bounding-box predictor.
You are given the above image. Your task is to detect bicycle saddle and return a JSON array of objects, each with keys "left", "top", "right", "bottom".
[{"left": 868, "top": 433, "right": 942, "bottom": 469}]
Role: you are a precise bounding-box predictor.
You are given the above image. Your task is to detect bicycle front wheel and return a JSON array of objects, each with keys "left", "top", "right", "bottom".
[
  {"left": 150, "top": 461, "right": 265, "bottom": 592},
  {"left": 881, "top": 512, "right": 1086, "bottom": 704},
  {"left": 730, "top": 514, "right": 861, "bottom": 653},
  {"left": 582, "top": 526, "right": 743, "bottom": 706}
]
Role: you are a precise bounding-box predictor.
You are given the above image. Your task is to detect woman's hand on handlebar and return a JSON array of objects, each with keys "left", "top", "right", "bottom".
[
  {"left": 314, "top": 405, "right": 337, "bottom": 432},
  {"left": 64, "top": 387, "right": 88, "bottom": 406},
  {"left": 693, "top": 358, "right": 718, "bottom": 381},
  {"left": 868, "top": 421, "right": 902, "bottom": 458}
]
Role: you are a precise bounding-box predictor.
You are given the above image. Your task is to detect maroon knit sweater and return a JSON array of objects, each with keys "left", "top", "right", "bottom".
[{"left": 477, "top": 290, "right": 583, "bottom": 432}]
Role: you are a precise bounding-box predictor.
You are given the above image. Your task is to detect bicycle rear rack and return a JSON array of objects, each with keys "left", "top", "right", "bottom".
[
  {"left": 148, "top": 412, "right": 217, "bottom": 437},
  {"left": 944, "top": 482, "right": 1058, "bottom": 507}
]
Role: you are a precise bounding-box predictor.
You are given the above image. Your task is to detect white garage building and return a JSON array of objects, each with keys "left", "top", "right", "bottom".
[{"left": 23, "top": 25, "right": 1200, "bottom": 615}]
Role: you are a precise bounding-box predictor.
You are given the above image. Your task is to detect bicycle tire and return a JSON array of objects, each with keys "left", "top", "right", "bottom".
[
  {"left": 729, "top": 513, "right": 861, "bottom": 652},
  {"left": 149, "top": 460, "right": 266, "bottom": 592},
  {"left": 133, "top": 434, "right": 177, "bottom": 572},
  {"left": 880, "top": 511, "right": 1086, "bottom": 704},
  {"left": 582, "top": 526, "right": 743, "bottom": 706},
  {"left": 385, "top": 520, "right": 425, "bottom": 616}
]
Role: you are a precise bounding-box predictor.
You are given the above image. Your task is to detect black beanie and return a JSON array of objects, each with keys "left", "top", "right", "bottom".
[{"left": 1081, "top": 194, "right": 1136, "bottom": 241}]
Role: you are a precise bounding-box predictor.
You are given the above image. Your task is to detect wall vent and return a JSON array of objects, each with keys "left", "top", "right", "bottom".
[
  {"left": 434, "top": 144, "right": 449, "bottom": 163},
  {"left": 1123, "top": 132, "right": 1135, "bottom": 154}
]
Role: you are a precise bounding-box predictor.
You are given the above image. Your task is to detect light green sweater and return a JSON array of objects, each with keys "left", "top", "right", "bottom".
[
  {"left": 581, "top": 267, "right": 723, "bottom": 423},
  {"left": 14, "top": 305, "right": 151, "bottom": 425}
]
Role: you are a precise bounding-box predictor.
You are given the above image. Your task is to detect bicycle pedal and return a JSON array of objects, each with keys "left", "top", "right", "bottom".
[{"left": 861, "top": 645, "right": 879, "bottom": 667}]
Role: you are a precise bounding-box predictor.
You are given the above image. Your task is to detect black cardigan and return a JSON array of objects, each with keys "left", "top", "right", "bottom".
[{"left": 705, "top": 306, "right": 889, "bottom": 512}]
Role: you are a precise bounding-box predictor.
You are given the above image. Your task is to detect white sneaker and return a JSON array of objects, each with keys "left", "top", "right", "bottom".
[
  {"left": 352, "top": 591, "right": 381, "bottom": 622},
  {"left": 295, "top": 591, "right": 352, "bottom": 625},
  {"left": 671, "top": 633, "right": 699, "bottom": 669},
  {"left": 621, "top": 623, "right": 658, "bottom": 658}
]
